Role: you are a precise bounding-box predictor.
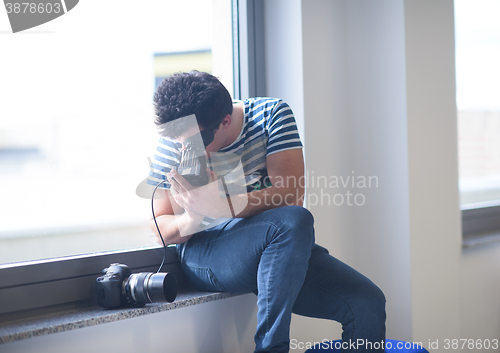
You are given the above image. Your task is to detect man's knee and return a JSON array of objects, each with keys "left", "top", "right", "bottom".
[
  {"left": 369, "top": 283, "right": 386, "bottom": 313},
  {"left": 265, "top": 206, "right": 315, "bottom": 250},
  {"left": 277, "top": 206, "right": 314, "bottom": 241},
  {"left": 353, "top": 280, "right": 386, "bottom": 320},
  {"left": 275, "top": 205, "right": 314, "bottom": 230}
]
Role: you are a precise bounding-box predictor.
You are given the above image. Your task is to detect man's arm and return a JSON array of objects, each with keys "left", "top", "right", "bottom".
[
  {"left": 168, "top": 148, "right": 305, "bottom": 219},
  {"left": 150, "top": 148, "right": 305, "bottom": 242},
  {"left": 237, "top": 148, "right": 305, "bottom": 218}
]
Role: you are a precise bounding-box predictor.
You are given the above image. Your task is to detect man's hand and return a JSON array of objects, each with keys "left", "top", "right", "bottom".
[
  {"left": 167, "top": 169, "right": 232, "bottom": 219},
  {"left": 237, "top": 148, "right": 305, "bottom": 218}
]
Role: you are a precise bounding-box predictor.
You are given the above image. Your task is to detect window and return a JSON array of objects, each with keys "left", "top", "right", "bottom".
[
  {"left": 0, "top": 0, "right": 233, "bottom": 265},
  {"left": 455, "top": 0, "right": 500, "bottom": 242},
  {"left": 0, "top": 0, "right": 261, "bottom": 317}
]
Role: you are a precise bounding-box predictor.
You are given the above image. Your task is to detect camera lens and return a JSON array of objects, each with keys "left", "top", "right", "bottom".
[{"left": 127, "top": 272, "right": 177, "bottom": 304}]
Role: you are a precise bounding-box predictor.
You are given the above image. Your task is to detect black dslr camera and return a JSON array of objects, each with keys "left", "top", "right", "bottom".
[
  {"left": 96, "top": 263, "right": 177, "bottom": 308},
  {"left": 173, "top": 129, "right": 214, "bottom": 187}
]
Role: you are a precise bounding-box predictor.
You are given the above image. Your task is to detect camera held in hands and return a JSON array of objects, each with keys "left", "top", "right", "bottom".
[
  {"left": 173, "top": 129, "right": 215, "bottom": 187},
  {"left": 96, "top": 263, "right": 177, "bottom": 308}
]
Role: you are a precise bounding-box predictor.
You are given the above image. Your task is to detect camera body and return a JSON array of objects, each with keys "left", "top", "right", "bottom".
[
  {"left": 96, "top": 263, "right": 131, "bottom": 308},
  {"left": 174, "top": 129, "right": 215, "bottom": 187},
  {"left": 96, "top": 263, "right": 177, "bottom": 309},
  {"left": 174, "top": 150, "right": 209, "bottom": 187}
]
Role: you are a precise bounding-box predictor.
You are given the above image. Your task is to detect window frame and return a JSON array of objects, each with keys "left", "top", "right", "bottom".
[
  {"left": 0, "top": 247, "right": 183, "bottom": 316},
  {"left": 0, "top": 0, "right": 262, "bottom": 319},
  {"left": 462, "top": 204, "right": 500, "bottom": 247},
  {"left": 232, "top": 0, "right": 266, "bottom": 100}
]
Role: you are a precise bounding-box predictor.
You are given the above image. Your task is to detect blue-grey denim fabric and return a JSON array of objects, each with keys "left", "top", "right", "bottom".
[{"left": 177, "top": 206, "right": 386, "bottom": 353}]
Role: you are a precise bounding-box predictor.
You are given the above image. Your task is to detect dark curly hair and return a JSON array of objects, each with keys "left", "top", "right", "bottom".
[{"left": 153, "top": 71, "right": 233, "bottom": 138}]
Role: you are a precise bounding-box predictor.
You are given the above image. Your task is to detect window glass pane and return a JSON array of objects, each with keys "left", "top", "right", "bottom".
[
  {"left": 0, "top": 0, "right": 233, "bottom": 265},
  {"left": 455, "top": 0, "right": 500, "bottom": 207}
]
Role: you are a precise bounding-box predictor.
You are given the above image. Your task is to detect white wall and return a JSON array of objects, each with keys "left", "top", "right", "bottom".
[
  {"left": 265, "top": 0, "right": 346, "bottom": 346},
  {"left": 460, "top": 242, "right": 500, "bottom": 345},
  {"left": 266, "top": 0, "right": 500, "bottom": 351},
  {"left": 266, "top": 0, "right": 413, "bottom": 343},
  {"left": 338, "top": 0, "right": 413, "bottom": 340},
  {"left": 404, "top": 0, "right": 462, "bottom": 344}
]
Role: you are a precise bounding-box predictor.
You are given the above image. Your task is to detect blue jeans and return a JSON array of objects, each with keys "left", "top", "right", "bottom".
[{"left": 177, "top": 206, "right": 386, "bottom": 353}]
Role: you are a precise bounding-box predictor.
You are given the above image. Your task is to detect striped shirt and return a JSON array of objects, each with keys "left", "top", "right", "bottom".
[{"left": 147, "top": 97, "right": 303, "bottom": 193}]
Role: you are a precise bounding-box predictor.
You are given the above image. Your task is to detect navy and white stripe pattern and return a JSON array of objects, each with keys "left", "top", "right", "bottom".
[{"left": 147, "top": 97, "right": 303, "bottom": 192}]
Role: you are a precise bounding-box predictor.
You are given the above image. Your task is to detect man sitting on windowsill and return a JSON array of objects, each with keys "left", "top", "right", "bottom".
[{"left": 146, "top": 71, "right": 386, "bottom": 353}]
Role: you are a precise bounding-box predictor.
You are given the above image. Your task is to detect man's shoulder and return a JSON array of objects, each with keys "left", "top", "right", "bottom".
[
  {"left": 154, "top": 137, "right": 183, "bottom": 159},
  {"left": 157, "top": 136, "right": 182, "bottom": 149},
  {"left": 244, "top": 97, "right": 284, "bottom": 109},
  {"left": 244, "top": 97, "right": 291, "bottom": 120}
]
